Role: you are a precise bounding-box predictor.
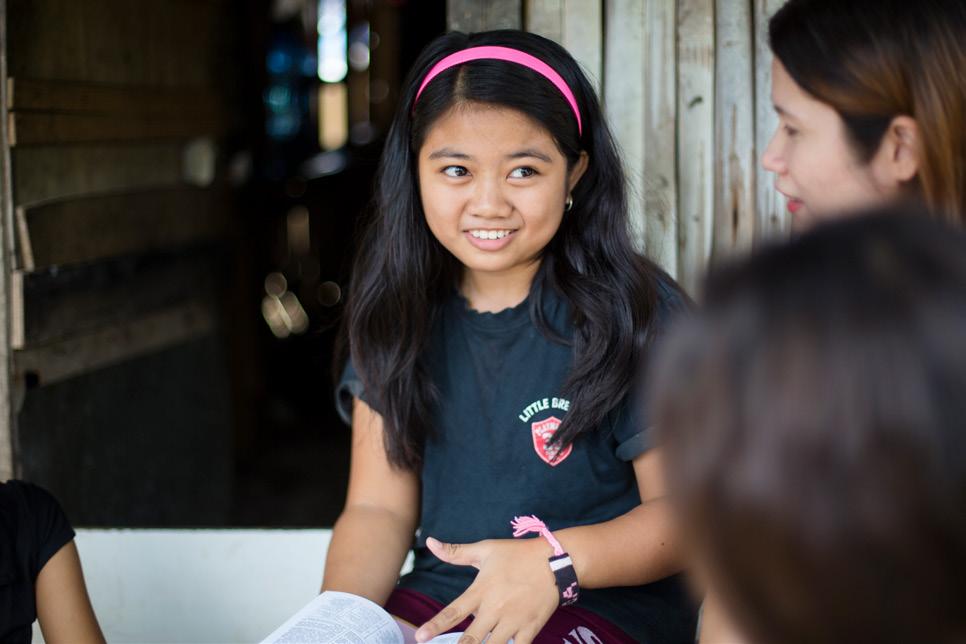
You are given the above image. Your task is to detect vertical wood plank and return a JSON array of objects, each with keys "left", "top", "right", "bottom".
[
  {"left": 0, "top": 0, "right": 16, "bottom": 479},
  {"left": 676, "top": 0, "right": 715, "bottom": 295},
  {"left": 713, "top": 0, "right": 756, "bottom": 259},
  {"left": 447, "top": 0, "right": 485, "bottom": 31},
  {"left": 526, "top": 0, "right": 563, "bottom": 43},
  {"left": 643, "top": 0, "right": 677, "bottom": 276},
  {"left": 485, "top": 0, "right": 523, "bottom": 30},
  {"left": 604, "top": 0, "right": 646, "bottom": 251},
  {"left": 754, "top": 0, "right": 789, "bottom": 242},
  {"left": 562, "top": 1, "right": 602, "bottom": 94}
]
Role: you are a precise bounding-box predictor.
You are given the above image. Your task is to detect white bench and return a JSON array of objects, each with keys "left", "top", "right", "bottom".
[{"left": 36, "top": 529, "right": 336, "bottom": 643}]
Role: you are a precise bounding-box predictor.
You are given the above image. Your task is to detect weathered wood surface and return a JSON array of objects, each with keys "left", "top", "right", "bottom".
[
  {"left": 12, "top": 143, "right": 186, "bottom": 206},
  {"left": 10, "top": 252, "right": 223, "bottom": 349},
  {"left": 677, "top": 0, "right": 715, "bottom": 294},
  {"left": 13, "top": 300, "right": 217, "bottom": 388},
  {"left": 603, "top": 0, "right": 646, "bottom": 251},
  {"left": 16, "top": 187, "right": 228, "bottom": 270},
  {"left": 447, "top": 0, "right": 522, "bottom": 31},
  {"left": 0, "top": 0, "right": 16, "bottom": 479},
  {"left": 713, "top": 0, "right": 757, "bottom": 261},
  {"left": 7, "top": 78, "right": 221, "bottom": 115},
  {"left": 643, "top": 0, "right": 678, "bottom": 276},
  {"left": 561, "top": 1, "right": 602, "bottom": 93},
  {"left": 7, "top": 0, "right": 229, "bottom": 87},
  {"left": 754, "top": 0, "right": 789, "bottom": 241}
]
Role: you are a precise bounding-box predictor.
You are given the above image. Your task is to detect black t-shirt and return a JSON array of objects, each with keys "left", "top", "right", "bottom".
[
  {"left": 337, "top": 283, "right": 697, "bottom": 643},
  {"left": 0, "top": 480, "right": 76, "bottom": 643}
]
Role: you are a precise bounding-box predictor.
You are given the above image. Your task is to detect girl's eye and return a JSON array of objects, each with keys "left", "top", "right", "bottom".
[
  {"left": 443, "top": 166, "right": 469, "bottom": 177},
  {"left": 509, "top": 167, "right": 536, "bottom": 179},
  {"left": 783, "top": 124, "right": 799, "bottom": 138}
]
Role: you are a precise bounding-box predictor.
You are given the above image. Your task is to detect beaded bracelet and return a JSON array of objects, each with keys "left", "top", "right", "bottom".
[{"left": 510, "top": 515, "right": 580, "bottom": 606}]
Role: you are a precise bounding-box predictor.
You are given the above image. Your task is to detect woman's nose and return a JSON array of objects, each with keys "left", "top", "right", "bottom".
[{"left": 761, "top": 128, "right": 786, "bottom": 174}]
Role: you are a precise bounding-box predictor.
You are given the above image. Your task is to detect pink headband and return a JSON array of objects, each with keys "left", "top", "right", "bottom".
[{"left": 413, "top": 45, "right": 583, "bottom": 136}]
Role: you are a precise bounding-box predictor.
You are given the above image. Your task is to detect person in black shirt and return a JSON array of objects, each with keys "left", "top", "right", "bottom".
[
  {"left": 1, "top": 480, "right": 103, "bottom": 643},
  {"left": 324, "top": 28, "right": 696, "bottom": 644}
]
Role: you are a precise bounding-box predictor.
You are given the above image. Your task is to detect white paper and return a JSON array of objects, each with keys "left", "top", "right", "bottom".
[{"left": 260, "top": 591, "right": 403, "bottom": 644}]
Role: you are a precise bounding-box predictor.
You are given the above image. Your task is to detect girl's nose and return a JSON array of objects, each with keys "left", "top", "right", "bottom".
[
  {"left": 470, "top": 176, "right": 511, "bottom": 218},
  {"left": 761, "top": 128, "right": 786, "bottom": 174}
]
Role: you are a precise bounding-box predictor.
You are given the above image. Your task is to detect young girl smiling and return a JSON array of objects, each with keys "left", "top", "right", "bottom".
[{"left": 324, "top": 29, "right": 696, "bottom": 644}]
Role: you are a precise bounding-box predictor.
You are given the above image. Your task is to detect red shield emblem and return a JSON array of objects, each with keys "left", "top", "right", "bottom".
[{"left": 531, "top": 416, "right": 572, "bottom": 466}]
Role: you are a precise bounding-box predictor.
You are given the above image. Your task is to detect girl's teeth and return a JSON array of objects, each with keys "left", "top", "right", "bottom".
[{"left": 471, "top": 230, "right": 510, "bottom": 240}]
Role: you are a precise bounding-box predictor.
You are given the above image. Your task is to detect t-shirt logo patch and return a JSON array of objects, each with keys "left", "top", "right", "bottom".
[{"left": 531, "top": 416, "right": 572, "bottom": 466}]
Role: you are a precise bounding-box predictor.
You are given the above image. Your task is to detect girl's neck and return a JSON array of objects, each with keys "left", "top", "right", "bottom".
[{"left": 460, "top": 261, "right": 539, "bottom": 313}]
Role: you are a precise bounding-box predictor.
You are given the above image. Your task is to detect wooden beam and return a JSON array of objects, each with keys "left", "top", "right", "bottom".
[
  {"left": 8, "top": 111, "right": 226, "bottom": 147},
  {"left": 15, "top": 187, "right": 227, "bottom": 270},
  {"left": 643, "top": 0, "right": 677, "bottom": 277},
  {"left": 562, "top": 0, "right": 602, "bottom": 94},
  {"left": 7, "top": 0, "right": 227, "bottom": 86},
  {"left": 754, "top": 0, "right": 789, "bottom": 242},
  {"left": 677, "top": 0, "right": 715, "bottom": 295},
  {"left": 447, "top": 0, "right": 486, "bottom": 31},
  {"left": 0, "top": 0, "right": 17, "bottom": 479},
  {"left": 447, "top": 0, "right": 522, "bottom": 31},
  {"left": 10, "top": 252, "right": 222, "bottom": 349},
  {"left": 604, "top": 0, "right": 646, "bottom": 251},
  {"left": 12, "top": 143, "right": 185, "bottom": 206},
  {"left": 526, "top": 0, "right": 563, "bottom": 43},
  {"left": 485, "top": 0, "right": 522, "bottom": 29},
  {"left": 7, "top": 78, "right": 220, "bottom": 116},
  {"left": 13, "top": 300, "right": 217, "bottom": 388},
  {"left": 713, "top": 0, "right": 756, "bottom": 260}
]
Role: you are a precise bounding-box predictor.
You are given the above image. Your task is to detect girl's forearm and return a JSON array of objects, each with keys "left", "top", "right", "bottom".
[
  {"left": 554, "top": 498, "right": 682, "bottom": 589},
  {"left": 322, "top": 504, "right": 416, "bottom": 604}
]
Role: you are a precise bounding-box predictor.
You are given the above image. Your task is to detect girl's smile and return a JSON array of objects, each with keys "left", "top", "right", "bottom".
[{"left": 418, "top": 101, "right": 586, "bottom": 310}]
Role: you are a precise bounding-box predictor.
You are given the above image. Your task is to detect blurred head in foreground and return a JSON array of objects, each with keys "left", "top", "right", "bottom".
[{"left": 652, "top": 206, "right": 966, "bottom": 644}]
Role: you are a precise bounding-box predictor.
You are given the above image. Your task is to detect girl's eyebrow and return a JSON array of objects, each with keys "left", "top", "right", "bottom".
[
  {"left": 507, "top": 149, "right": 552, "bottom": 162},
  {"left": 427, "top": 148, "right": 470, "bottom": 160}
]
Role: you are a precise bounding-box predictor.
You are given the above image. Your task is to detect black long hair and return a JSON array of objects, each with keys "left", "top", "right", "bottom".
[{"left": 340, "top": 30, "right": 669, "bottom": 469}]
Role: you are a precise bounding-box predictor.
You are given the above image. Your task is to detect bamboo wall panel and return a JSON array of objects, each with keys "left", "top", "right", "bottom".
[
  {"left": 561, "top": 1, "right": 602, "bottom": 93},
  {"left": 676, "top": 0, "right": 715, "bottom": 294}
]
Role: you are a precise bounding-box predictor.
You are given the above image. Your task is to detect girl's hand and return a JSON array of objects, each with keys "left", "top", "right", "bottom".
[{"left": 414, "top": 535, "right": 559, "bottom": 644}]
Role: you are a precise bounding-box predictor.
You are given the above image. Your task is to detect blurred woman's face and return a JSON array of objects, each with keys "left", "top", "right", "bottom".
[{"left": 761, "top": 60, "right": 900, "bottom": 231}]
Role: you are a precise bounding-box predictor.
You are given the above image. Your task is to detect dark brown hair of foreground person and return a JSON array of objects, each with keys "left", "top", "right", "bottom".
[
  {"left": 652, "top": 207, "right": 966, "bottom": 644},
  {"left": 770, "top": 0, "right": 966, "bottom": 221}
]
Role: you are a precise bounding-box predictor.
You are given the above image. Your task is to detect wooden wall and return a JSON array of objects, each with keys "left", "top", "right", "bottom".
[
  {"left": 447, "top": 0, "right": 790, "bottom": 294},
  {"left": 0, "top": 0, "right": 240, "bottom": 522}
]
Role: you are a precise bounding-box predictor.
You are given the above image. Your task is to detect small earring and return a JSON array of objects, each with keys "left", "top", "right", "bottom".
[{"left": 564, "top": 195, "right": 574, "bottom": 212}]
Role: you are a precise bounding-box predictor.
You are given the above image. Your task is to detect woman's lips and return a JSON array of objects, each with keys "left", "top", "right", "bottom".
[{"left": 787, "top": 198, "right": 804, "bottom": 214}]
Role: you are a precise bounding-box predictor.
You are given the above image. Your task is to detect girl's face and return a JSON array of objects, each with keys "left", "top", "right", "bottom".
[
  {"left": 762, "top": 59, "right": 899, "bottom": 231},
  {"left": 418, "top": 102, "right": 586, "bottom": 292}
]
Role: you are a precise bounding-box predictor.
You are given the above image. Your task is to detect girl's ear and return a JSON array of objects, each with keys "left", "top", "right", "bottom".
[
  {"left": 568, "top": 151, "right": 590, "bottom": 193},
  {"left": 873, "top": 115, "right": 920, "bottom": 186}
]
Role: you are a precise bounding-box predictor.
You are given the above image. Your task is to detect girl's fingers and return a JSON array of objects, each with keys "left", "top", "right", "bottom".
[
  {"left": 426, "top": 536, "right": 486, "bottom": 569},
  {"left": 453, "top": 610, "right": 498, "bottom": 644},
  {"left": 510, "top": 625, "right": 540, "bottom": 644},
  {"left": 415, "top": 596, "right": 475, "bottom": 643},
  {"left": 486, "top": 623, "right": 518, "bottom": 644}
]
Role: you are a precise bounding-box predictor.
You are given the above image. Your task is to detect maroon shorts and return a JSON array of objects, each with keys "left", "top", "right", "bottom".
[{"left": 385, "top": 587, "right": 636, "bottom": 643}]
